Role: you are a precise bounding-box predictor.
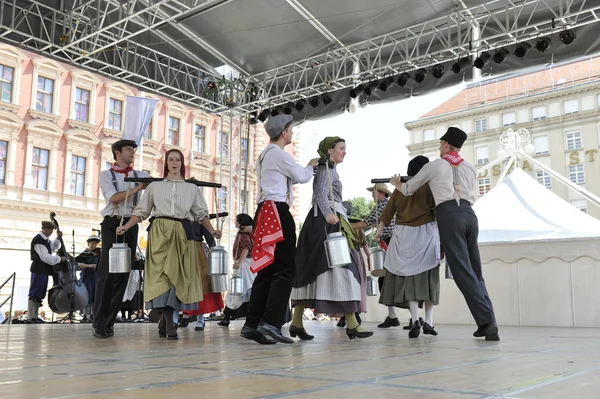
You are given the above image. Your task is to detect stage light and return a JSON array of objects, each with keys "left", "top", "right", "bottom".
[
  {"left": 283, "top": 102, "right": 294, "bottom": 114},
  {"left": 514, "top": 42, "right": 532, "bottom": 59},
  {"left": 295, "top": 99, "right": 306, "bottom": 112},
  {"left": 397, "top": 72, "right": 410, "bottom": 87},
  {"left": 270, "top": 107, "right": 280, "bottom": 117},
  {"left": 322, "top": 93, "right": 332, "bottom": 105},
  {"left": 451, "top": 57, "right": 470, "bottom": 74},
  {"left": 379, "top": 77, "right": 395, "bottom": 92},
  {"left": 414, "top": 68, "right": 427, "bottom": 83},
  {"left": 349, "top": 84, "right": 363, "bottom": 99},
  {"left": 535, "top": 37, "right": 552, "bottom": 53},
  {"left": 364, "top": 82, "right": 378, "bottom": 97},
  {"left": 493, "top": 48, "right": 510, "bottom": 64},
  {"left": 309, "top": 96, "right": 320, "bottom": 108},
  {"left": 559, "top": 29, "right": 576, "bottom": 45},
  {"left": 249, "top": 111, "right": 258, "bottom": 125},
  {"left": 258, "top": 109, "right": 269, "bottom": 122},
  {"left": 474, "top": 52, "right": 491, "bottom": 69},
  {"left": 431, "top": 64, "right": 445, "bottom": 79}
]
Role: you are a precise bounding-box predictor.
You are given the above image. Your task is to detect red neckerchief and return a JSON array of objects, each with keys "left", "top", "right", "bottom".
[
  {"left": 441, "top": 151, "right": 464, "bottom": 166},
  {"left": 250, "top": 200, "right": 283, "bottom": 274},
  {"left": 110, "top": 163, "right": 133, "bottom": 177}
]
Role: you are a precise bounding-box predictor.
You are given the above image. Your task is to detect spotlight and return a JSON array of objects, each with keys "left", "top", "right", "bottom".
[
  {"left": 414, "top": 68, "right": 427, "bottom": 83},
  {"left": 270, "top": 107, "right": 280, "bottom": 117},
  {"left": 431, "top": 64, "right": 445, "bottom": 79},
  {"left": 397, "top": 72, "right": 410, "bottom": 87},
  {"left": 322, "top": 93, "right": 332, "bottom": 105},
  {"left": 559, "top": 29, "right": 576, "bottom": 45},
  {"left": 364, "top": 82, "right": 378, "bottom": 97},
  {"left": 258, "top": 109, "right": 269, "bottom": 122},
  {"left": 295, "top": 99, "right": 306, "bottom": 112},
  {"left": 514, "top": 42, "right": 532, "bottom": 59},
  {"left": 451, "top": 57, "right": 470, "bottom": 74},
  {"left": 474, "top": 52, "right": 491, "bottom": 69},
  {"left": 535, "top": 37, "right": 552, "bottom": 53},
  {"left": 378, "top": 77, "right": 394, "bottom": 92},
  {"left": 493, "top": 48, "right": 510, "bottom": 64},
  {"left": 309, "top": 96, "right": 320, "bottom": 108},
  {"left": 283, "top": 102, "right": 294, "bottom": 114},
  {"left": 349, "top": 84, "right": 364, "bottom": 99},
  {"left": 249, "top": 111, "right": 258, "bottom": 125}
]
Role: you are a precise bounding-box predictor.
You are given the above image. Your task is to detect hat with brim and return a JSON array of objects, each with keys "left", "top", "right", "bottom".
[
  {"left": 264, "top": 114, "right": 293, "bottom": 138},
  {"left": 367, "top": 183, "right": 392, "bottom": 196},
  {"left": 41, "top": 221, "right": 55, "bottom": 230},
  {"left": 111, "top": 139, "right": 138, "bottom": 153},
  {"left": 87, "top": 235, "right": 101, "bottom": 243}
]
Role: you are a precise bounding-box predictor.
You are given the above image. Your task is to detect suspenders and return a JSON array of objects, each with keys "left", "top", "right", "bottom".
[{"left": 109, "top": 169, "right": 139, "bottom": 206}]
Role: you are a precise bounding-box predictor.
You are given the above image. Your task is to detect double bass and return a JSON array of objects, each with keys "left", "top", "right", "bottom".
[{"left": 47, "top": 212, "right": 89, "bottom": 313}]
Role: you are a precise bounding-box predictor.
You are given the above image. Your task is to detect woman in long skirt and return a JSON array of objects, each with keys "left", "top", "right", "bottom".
[
  {"left": 117, "top": 149, "right": 221, "bottom": 340},
  {"left": 75, "top": 235, "right": 101, "bottom": 322},
  {"left": 375, "top": 155, "right": 440, "bottom": 338}
]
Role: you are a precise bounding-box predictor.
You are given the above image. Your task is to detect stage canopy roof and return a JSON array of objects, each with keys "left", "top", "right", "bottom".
[{"left": 2, "top": 0, "right": 600, "bottom": 120}]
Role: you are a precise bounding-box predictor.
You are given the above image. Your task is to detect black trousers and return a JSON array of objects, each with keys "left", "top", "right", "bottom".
[
  {"left": 436, "top": 200, "right": 496, "bottom": 327},
  {"left": 244, "top": 202, "right": 296, "bottom": 330},
  {"left": 93, "top": 216, "right": 138, "bottom": 330}
]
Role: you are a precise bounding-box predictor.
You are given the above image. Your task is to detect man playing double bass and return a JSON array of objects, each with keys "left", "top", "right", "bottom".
[
  {"left": 27, "top": 221, "right": 66, "bottom": 323},
  {"left": 94, "top": 139, "right": 149, "bottom": 338}
]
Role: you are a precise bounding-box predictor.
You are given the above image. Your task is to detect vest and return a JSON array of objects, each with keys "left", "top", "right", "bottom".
[{"left": 30, "top": 234, "right": 54, "bottom": 275}]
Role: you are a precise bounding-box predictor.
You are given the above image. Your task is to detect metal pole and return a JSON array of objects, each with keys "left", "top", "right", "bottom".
[
  {"left": 9, "top": 272, "right": 15, "bottom": 325},
  {"left": 228, "top": 110, "right": 233, "bottom": 250},
  {"left": 237, "top": 117, "right": 243, "bottom": 213}
]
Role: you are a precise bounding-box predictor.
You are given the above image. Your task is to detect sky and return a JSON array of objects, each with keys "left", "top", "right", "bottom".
[{"left": 293, "top": 83, "right": 466, "bottom": 218}]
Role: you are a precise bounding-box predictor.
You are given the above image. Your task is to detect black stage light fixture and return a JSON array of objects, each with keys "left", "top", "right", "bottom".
[
  {"left": 283, "top": 102, "right": 294, "bottom": 114},
  {"left": 309, "top": 96, "right": 320, "bottom": 108},
  {"left": 397, "top": 72, "right": 410, "bottom": 87},
  {"left": 514, "top": 42, "right": 532, "bottom": 59},
  {"left": 493, "top": 48, "right": 510, "bottom": 64},
  {"left": 559, "top": 29, "right": 576, "bottom": 45},
  {"left": 349, "top": 84, "right": 364, "bottom": 99},
  {"left": 322, "top": 93, "right": 332, "bottom": 105},
  {"left": 270, "top": 107, "right": 280, "bottom": 117},
  {"left": 474, "top": 52, "right": 491, "bottom": 69},
  {"left": 364, "top": 82, "right": 378, "bottom": 97},
  {"left": 432, "top": 64, "right": 445, "bottom": 79},
  {"left": 258, "top": 109, "right": 269, "bottom": 122},
  {"left": 249, "top": 111, "right": 258, "bottom": 125},
  {"left": 451, "top": 57, "right": 470, "bottom": 74},
  {"left": 414, "top": 68, "right": 427, "bottom": 83},
  {"left": 295, "top": 99, "right": 306, "bottom": 112},
  {"left": 535, "top": 37, "right": 552, "bottom": 53}
]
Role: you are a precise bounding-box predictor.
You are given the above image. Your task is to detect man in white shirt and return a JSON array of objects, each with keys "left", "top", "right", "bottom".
[
  {"left": 94, "top": 139, "right": 148, "bottom": 339},
  {"left": 28, "top": 221, "right": 65, "bottom": 323},
  {"left": 241, "top": 115, "right": 319, "bottom": 344},
  {"left": 390, "top": 127, "right": 499, "bottom": 341}
]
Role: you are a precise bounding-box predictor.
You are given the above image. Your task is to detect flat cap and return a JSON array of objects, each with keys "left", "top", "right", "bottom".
[
  {"left": 41, "top": 221, "right": 55, "bottom": 230},
  {"left": 111, "top": 139, "right": 137, "bottom": 153},
  {"left": 264, "top": 114, "right": 293, "bottom": 138}
]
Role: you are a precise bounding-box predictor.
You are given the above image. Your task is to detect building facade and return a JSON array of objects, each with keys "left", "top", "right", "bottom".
[
  {"left": 0, "top": 44, "right": 301, "bottom": 308},
  {"left": 405, "top": 56, "right": 600, "bottom": 218}
]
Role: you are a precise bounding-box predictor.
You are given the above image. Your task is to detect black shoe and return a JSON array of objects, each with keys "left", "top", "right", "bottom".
[
  {"left": 217, "top": 320, "right": 230, "bottom": 327},
  {"left": 423, "top": 322, "right": 438, "bottom": 336},
  {"left": 240, "top": 326, "right": 277, "bottom": 345},
  {"left": 408, "top": 321, "right": 421, "bottom": 338},
  {"left": 474, "top": 323, "right": 500, "bottom": 341},
  {"left": 257, "top": 322, "right": 294, "bottom": 344},
  {"left": 106, "top": 327, "right": 114, "bottom": 337},
  {"left": 93, "top": 328, "right": 108, "bottom": 339},
  {"left": 336, "top": 316, "right": 346, "bottom": 327},
  {"left": 194, "top": 325, "right": 205, "bottom": 331},
  {"left": 289, "top": 325, "right": 314, "bottom": 340},
  {"left": 179, "top": 317, "right": 190, "bottom": 328},
  {"left": 377, "top": 317, "right": 400, "bottom": 328},
  {"left": 403, "top": 317, "right": 424, "bottom": 330},
  {"left": 346, "top": 327, "right": 373, "bottom": 339}
]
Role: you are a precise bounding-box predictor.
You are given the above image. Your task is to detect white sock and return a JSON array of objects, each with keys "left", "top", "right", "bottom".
[
  {"left": 425, "top": 301, "right": 434, "bottom": 326},
  {"left": 387, "top": 306, "right": 397, "bottom": 319},
  {"left": 197, "top": 314, "right": 205, "bottom": 326},
  {"left": 408, "top": 301, "right": 419, "bottom": 323}
]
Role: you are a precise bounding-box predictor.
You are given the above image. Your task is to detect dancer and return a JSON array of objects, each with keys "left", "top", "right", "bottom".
[
  {"left": 291, "top": 137, "right": 373, "bottom": 340},
  {"left": 241, "top": 114, "right": 319, "bottom": 345},
  {"left": 117, "top": 149, "right": 221, "bottom": 340},
  {"left": 390, "top": 127, "right": 499, "bottom": 341},
  {"left": 375, "top": 156, "right": 440, "bottom": 338}
]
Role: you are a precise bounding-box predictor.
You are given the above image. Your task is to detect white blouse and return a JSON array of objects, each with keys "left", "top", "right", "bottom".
[{"left": 132, "top": 180, "right": 209, "bottom": 222}]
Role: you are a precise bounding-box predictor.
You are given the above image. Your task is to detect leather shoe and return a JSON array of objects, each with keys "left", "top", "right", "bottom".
[
  {"left": 289, "top": 324, "right": 314, "bottom": 340},
  {"left": 106, "top": 327, "right": 114, "bottom": 337},
  {"left": 257, "top": 322, "right": 294, "bottom": 344},
  {"left": 93, "top": 328, "right": 108, "bottom": 339},
  {"left": 377, "top": 317, "right": 400, "bottom": 328},
  {"left": 473, "top": 323, "right": 500, "bottom": 341},
  {"left": 240, "top": 326, "right": 276, "bottom": 345}
]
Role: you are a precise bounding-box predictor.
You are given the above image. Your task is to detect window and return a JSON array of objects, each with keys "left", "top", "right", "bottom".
[
  {"left": 0, "top": 140, "right": 6, "bottom": 184},
  {"left": 69, "top": 155, "right": 86, "bottom": 196},
  {"left": 476, "top": 146, "right": 489, "bottom": 164},
  {"left": 219, "top": 131, "right": 229, "bottom": 157},
  {"left": 475, "top": 118, "right": 487, "bottom": 132},
  {"left": 566, "top": 130, "right": 582, "bottom": 150},
  {"left": 218, "top": 186, "right": 228, "bottom": 212},
  {"left": 74, "top": 88, "right": 90, "bottom": 122},
  {"left": 35, "top": 76, "right": 54, "bottom": 113},
  {"left": 32, "top": 147, "right": 49, "bottom": 190},
  {"left": 168, "top": 116, "right": 180, "bottom": 146},
  {"left": 0, "top": 65, "right": 14, "bottom": 103},
  {"left": 564, "top": 99, "right": 579, "bottom": 114},
  {"left": 423, "top": 129, "right": 435, "bottom": 141},
  {"left": 568, "top": 164, "right": 585, "bottom": 184},
  {"left": 571, "top": 199, "right": 588, "bottom": 214},
  {"left": 533, "top": 136, "right": 549, "bottom": 155},
  {"left": 194, "top": 125, "right": 205, "bottom": 153},
  {"left": 478, "top": 177, "right": 491, "bottom": 196},
  {"left": 532, "top": 106, "right": 546, "bottom": 121},
  {"left": 536, "top": 170, "right": 551, "bottom": 188},
  {"left": 108, "top": 98, "right": 123, "bottom": 131},
  {"left": 143, "top": 120, "right": 152, "bottom": 139},
  {"left": 241, "top": 137, "right": 249, "bottom": 164},
  {"left": 502, "top": 112, "right": 516, "bottom": 126}
]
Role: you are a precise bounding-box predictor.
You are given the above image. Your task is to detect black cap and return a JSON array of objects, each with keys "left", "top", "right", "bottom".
[
  {"left": 111, "top": 139, "right": 137, "bottom": 153},
  {"left": 440, "top": 127, "right": 467, "bottom": 149}
]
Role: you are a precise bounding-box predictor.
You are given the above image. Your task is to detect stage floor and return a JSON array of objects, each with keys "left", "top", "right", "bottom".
[{"left": 1, "top": 321, "right": 599, "bottom": 399}]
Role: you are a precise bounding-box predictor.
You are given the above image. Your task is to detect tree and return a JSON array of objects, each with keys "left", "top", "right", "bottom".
[{"left": 346, "top": 197, "right": 374, "bottom": 219}]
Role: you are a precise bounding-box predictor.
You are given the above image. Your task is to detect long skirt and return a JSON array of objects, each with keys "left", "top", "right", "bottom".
[
  {"left": 80, "top": 269, "right": 96, "bottom": 306},
  {"left": 184, "top": 241, "right": 224, "bottom": 315},
  {"left": 144, "top": 219, "right": 203, "bottom": 311},
  {"left": 379, "top": 266, "right": 440, "bottom": 309}
]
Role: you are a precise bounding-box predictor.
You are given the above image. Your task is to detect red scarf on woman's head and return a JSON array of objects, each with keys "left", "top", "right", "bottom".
[
  {"left": 441, "top": 151, "right": 464, "bottom": 166},
  {"left": 111, "top": 163, "right": 133, "bottom": 177}
]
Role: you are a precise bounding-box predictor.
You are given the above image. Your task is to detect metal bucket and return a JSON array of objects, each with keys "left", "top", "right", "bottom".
[
  {"left": 366, "top": 276, "right": 378, "bottom": 296},
  {"left": 229, "top": 274, "right": 245, "bottom": 296},
  {"left": 109, "top": 243, "right": 131, "bottom": 273},
  {"left": 324, "top": 232, "right": 352, "bottom": 268},
  {"left": 370, "top": 247, "right": 386, "bottom": 277},
  {"left": 208, "top": 245, "right": 228, "bottom": 275},
  {"left": 210, "top": 274, "right": 228, "bottom": 293}
]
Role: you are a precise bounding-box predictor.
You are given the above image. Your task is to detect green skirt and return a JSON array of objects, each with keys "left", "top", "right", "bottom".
[{"left": 379, "top": 266, "right": 440, "bottom": 309}]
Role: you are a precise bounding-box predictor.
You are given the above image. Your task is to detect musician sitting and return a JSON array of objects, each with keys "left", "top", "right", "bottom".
[{"left": 27, "top": 221, "right": 66, "bottom": 324}]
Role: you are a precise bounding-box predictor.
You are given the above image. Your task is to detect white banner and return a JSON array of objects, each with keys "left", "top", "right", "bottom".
[{"left": 123, "top": 96, "right": 159, "bottom": 145}]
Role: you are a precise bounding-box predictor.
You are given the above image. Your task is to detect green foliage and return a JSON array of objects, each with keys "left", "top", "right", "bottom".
[{"left": 346, "top": 197, "right": 374, "bottom": 219}]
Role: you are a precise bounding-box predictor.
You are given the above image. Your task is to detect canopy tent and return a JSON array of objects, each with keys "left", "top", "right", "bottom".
[{"left": 2, "top": 0, "right": 600, "bottom": 120}]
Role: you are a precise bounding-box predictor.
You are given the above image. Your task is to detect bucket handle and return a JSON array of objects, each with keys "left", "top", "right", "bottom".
[{"left": 114, "top": 183, "right": 131, "bottom": 245}]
